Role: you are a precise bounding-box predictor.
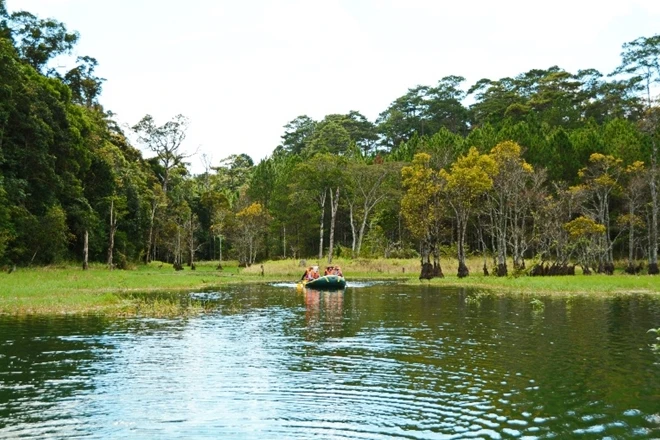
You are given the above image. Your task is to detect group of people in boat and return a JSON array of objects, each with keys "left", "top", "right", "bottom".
[{"left": 301, "top": 265, "right": 343, "bottom": 281}]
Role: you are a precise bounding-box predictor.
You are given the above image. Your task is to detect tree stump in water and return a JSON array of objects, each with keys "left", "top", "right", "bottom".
[
  {"left": 419, "top": 262, "right": 434, "bottom": 280},
  {"left": 433, "top": 262, "right": 444, "bottom": 278},
  {"left": 649, "top": 263, "right": 659, "bottom": 275},
  {"left": 483, "top": 263, "right": 489, "bottom": 276},
  {"left": 496, "top": 263, "right": 507, "bottom": 277},
  {"left": 457, "top": 262, "right": 469, "bottom": 278},
  {"left": 625, "top": 262, "right": 643, "bottom": 274},
  {"left": 530, "top": 263, "right": 544, "bottom": 276},
  {"left": 600, "top": 262, "right": 614, "bottom": 275}
]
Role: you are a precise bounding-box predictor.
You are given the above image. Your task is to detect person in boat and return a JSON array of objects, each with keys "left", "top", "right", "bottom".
[
  {"left": 301, "top": 266, "right": 314, "bottom": 281},
  {"left": 311, "top": 266, "right": 320, "bottom": 279},
  {"left": 334, "top": 266, "right": 343, "bottom": 277},
  {"left": 324, "top": 266, "right": 334, "bottom": 276}
]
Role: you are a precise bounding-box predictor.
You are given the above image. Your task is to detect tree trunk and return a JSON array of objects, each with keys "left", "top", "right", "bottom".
[
  {"left": 419, "top": 238, "right": 433, "bottom": 279},
  {"left": 494, "top": 196, "right": 508, "bottom": 277},
  {"left": 216, "top": 235, "right": 223, "bottom": 270},
  {"left": 82, "top": 229, "right": 89, "bottom": 271},
  {"left": 457, "top": 217, "right": 469, "bottom": 278},
  {"left": 478, "top": 226, "right": 489, "bottom": 276},
  {"left": 650, "top": 147, "right": 659, "bottom": 274},
  {"left": 107, "top": 198, "right": 116, "bottom": 270},
  {"left": 348, "top": 201, "right": 357, "bottom": 256},
  {"left": 327, "top": 187, "right": 340, "bottom": 264},
  {"left": 431, "top": 242, "right": 444, "bottom": 278},
  {"left": 356, "top": 202, "right": 371, "bottom": 258},
  {"left": 283, "top": 225, "right": 286, "bottom": 259},
  {"left": 626, "top": 213, "right": 636, "bottom": 273},
  {"left": 496, "top": 232, "right": 507, "bottom": 277},
  {"left": 189, "top": 216, "right": 195, "bottom": 270},
  {"left": 174, "top": 229, "right": 183, "bottom": 270},
  {"left": 318, "top": 189, "right": 327, "bottom": 260},
  {"left": 489, "top": 211, "right": 497, "bottom": 268},
  {"left": 145, "top": 201, "right": 157, "bottom": 264}
]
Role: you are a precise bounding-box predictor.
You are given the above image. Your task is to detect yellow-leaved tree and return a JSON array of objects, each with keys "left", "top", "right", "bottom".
[
  {"left": 488, "top": 140, "right": 537, "bottom": 276},
  {"left": 234, "top": 202, "right": 269, "bottom": 267},
  {"left": 564, "top": 216, "right": 606, "bottom": 275},
  {"left": 401, "top": 153, "right": 444, "bottom": 279},
  {"left": 575, "top": 153, "right": 623, "bottom": 274},
  {"left": 440, "top": 147, "right": 497, "bottom": 278}
]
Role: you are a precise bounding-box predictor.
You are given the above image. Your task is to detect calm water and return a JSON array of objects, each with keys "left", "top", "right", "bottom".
[{"left": 1, "top": 283, "right": 659, "bottom": 439}]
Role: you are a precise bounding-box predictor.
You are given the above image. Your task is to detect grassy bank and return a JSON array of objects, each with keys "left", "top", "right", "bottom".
[
  {"left": 0, "top": 261, "right": 239, "bottom": 315},
  {"left": 246, "top": 257, "right": 660, "bottom": 295},
  {"left": 1, "top": 258, "right": 659, "bottom": 315}
]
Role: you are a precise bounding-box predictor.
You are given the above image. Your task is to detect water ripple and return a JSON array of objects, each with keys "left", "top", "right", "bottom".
[{"left": 0, "top": 286, "right": 659, "bottom": 439}]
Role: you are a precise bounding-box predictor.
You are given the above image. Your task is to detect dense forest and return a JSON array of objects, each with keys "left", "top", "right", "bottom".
[{"left": 1, "top": 2, "right": 659, "bottom": 278}]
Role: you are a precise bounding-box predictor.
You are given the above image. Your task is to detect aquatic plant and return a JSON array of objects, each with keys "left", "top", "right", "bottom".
[
  {"left": 530, "top": 297, "right": 545, "bottom": 311},
  {"left": 649, "top": 328, "right": 660, "bottom": 352}
]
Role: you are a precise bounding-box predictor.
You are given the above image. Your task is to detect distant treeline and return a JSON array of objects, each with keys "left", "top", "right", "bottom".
[{"left": 0, "top": 1, "right": 659, "bottom": 277}]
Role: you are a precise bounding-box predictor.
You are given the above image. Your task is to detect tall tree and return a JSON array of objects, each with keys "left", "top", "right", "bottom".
[
  {"left": 619, "top": 161, "right": 647, "bottom": 274},
  {"left": 401, "top": 153, "right": 445, "bottom": 279},
  {"left": 487, "top": 141, "right": 534, "bottom": 276},
  {"left": 233, "top": 202, "right": 269, "bottom": 266},
  {"left": 345, "top": 160, "right": 399, "bottom": 257},
  {"left": 8, "top": 11, "right": 79, "bottom": 73},
  {"left": 575, "top": 153, "right": 623, "bottom": 273},
  {"left": 64, "top": 56, "right": 105, "bottom": 108},
  {"left": 291, "top": 153, "right": 344, "bottom": 260},
  {"left": 281, "top": 115, "right": 317, "bottom": 155},
  {"left": 304, "top": 121, "right": 352, "bottom": 156},
  {"left": 132, "top": 114, "right": 190, "bottom": 194},
  {"left": 378, "top": 76, "right": 469, "bottom": 150},
  {"left": 213, "top": 153, "right": 254, "bottom": 201},
  {"left": 132, "top": 114, "right": 190, "bottom": 262},
  {"left": 612, "top": 34, "right": 660, "bottom": 273},
  {"left": 440, "top": 148, "right": 497, "bottom": 277}
]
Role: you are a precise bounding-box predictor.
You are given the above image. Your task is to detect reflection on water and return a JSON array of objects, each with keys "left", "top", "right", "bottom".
[
  {"left": 304, "top": 288, "right": 344, "bottom": 337},
  {"left": 0, "top": 285, "right": 659, "bottom": 439}
]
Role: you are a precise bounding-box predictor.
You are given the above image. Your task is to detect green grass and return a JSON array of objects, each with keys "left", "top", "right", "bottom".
[
  {"left": 248, "top": 257, "right": 660, "bottom": 295},
  {"left": 1, "top": 258, "right": 659, "bottom": 316},
  {"left": 0, "top": 261, "right": 241, "bottom": 316}
]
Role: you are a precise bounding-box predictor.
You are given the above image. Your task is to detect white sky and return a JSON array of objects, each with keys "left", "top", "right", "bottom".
[{"left": 7, "top": 0, "right": 660, "bottom": 174}]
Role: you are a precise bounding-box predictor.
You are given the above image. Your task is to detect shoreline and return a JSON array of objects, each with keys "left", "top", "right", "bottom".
[{"left": 1, "top": 259, "right": 659, "bottom": 316}]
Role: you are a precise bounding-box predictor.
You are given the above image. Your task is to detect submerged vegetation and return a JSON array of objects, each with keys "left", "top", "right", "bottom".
[{"left": 1, "top": 2, "right": 660, "bottom": 290}]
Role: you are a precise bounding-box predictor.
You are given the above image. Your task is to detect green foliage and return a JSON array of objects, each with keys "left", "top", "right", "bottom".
[
  {"left": 530, "top": 297, "right": 545, "bottom": 312},
  {"left": 377, "top": 76, "right": 469, "bottom": 149},
  {"left": 0, "top": 178, "right": 11, "bottom": 263},
  {"left": 8, "top": 10, "right": 79, "bottom": 73},
  {"left": 2, "top": 3, "right": 660, "bottom": 277},
  {"left": 280, "top": 115, "right": 317, "bottom": 155},
  {"left": 401, "top": 153, "right": 440, "bottom": 241}
]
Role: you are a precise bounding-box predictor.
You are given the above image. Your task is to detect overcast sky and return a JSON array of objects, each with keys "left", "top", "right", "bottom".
[{"left": 7, "top": 0, "right": 660, "bottom": 173}]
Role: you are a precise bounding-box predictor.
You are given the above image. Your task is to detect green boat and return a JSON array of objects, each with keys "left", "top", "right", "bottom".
[{"left": 299, "top": 275, "right": 346, "bottom": 290}]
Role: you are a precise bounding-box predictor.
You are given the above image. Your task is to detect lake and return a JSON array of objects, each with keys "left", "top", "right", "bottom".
[{"left": 1, "top": 283, "right": 659, "bottom": 439}]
